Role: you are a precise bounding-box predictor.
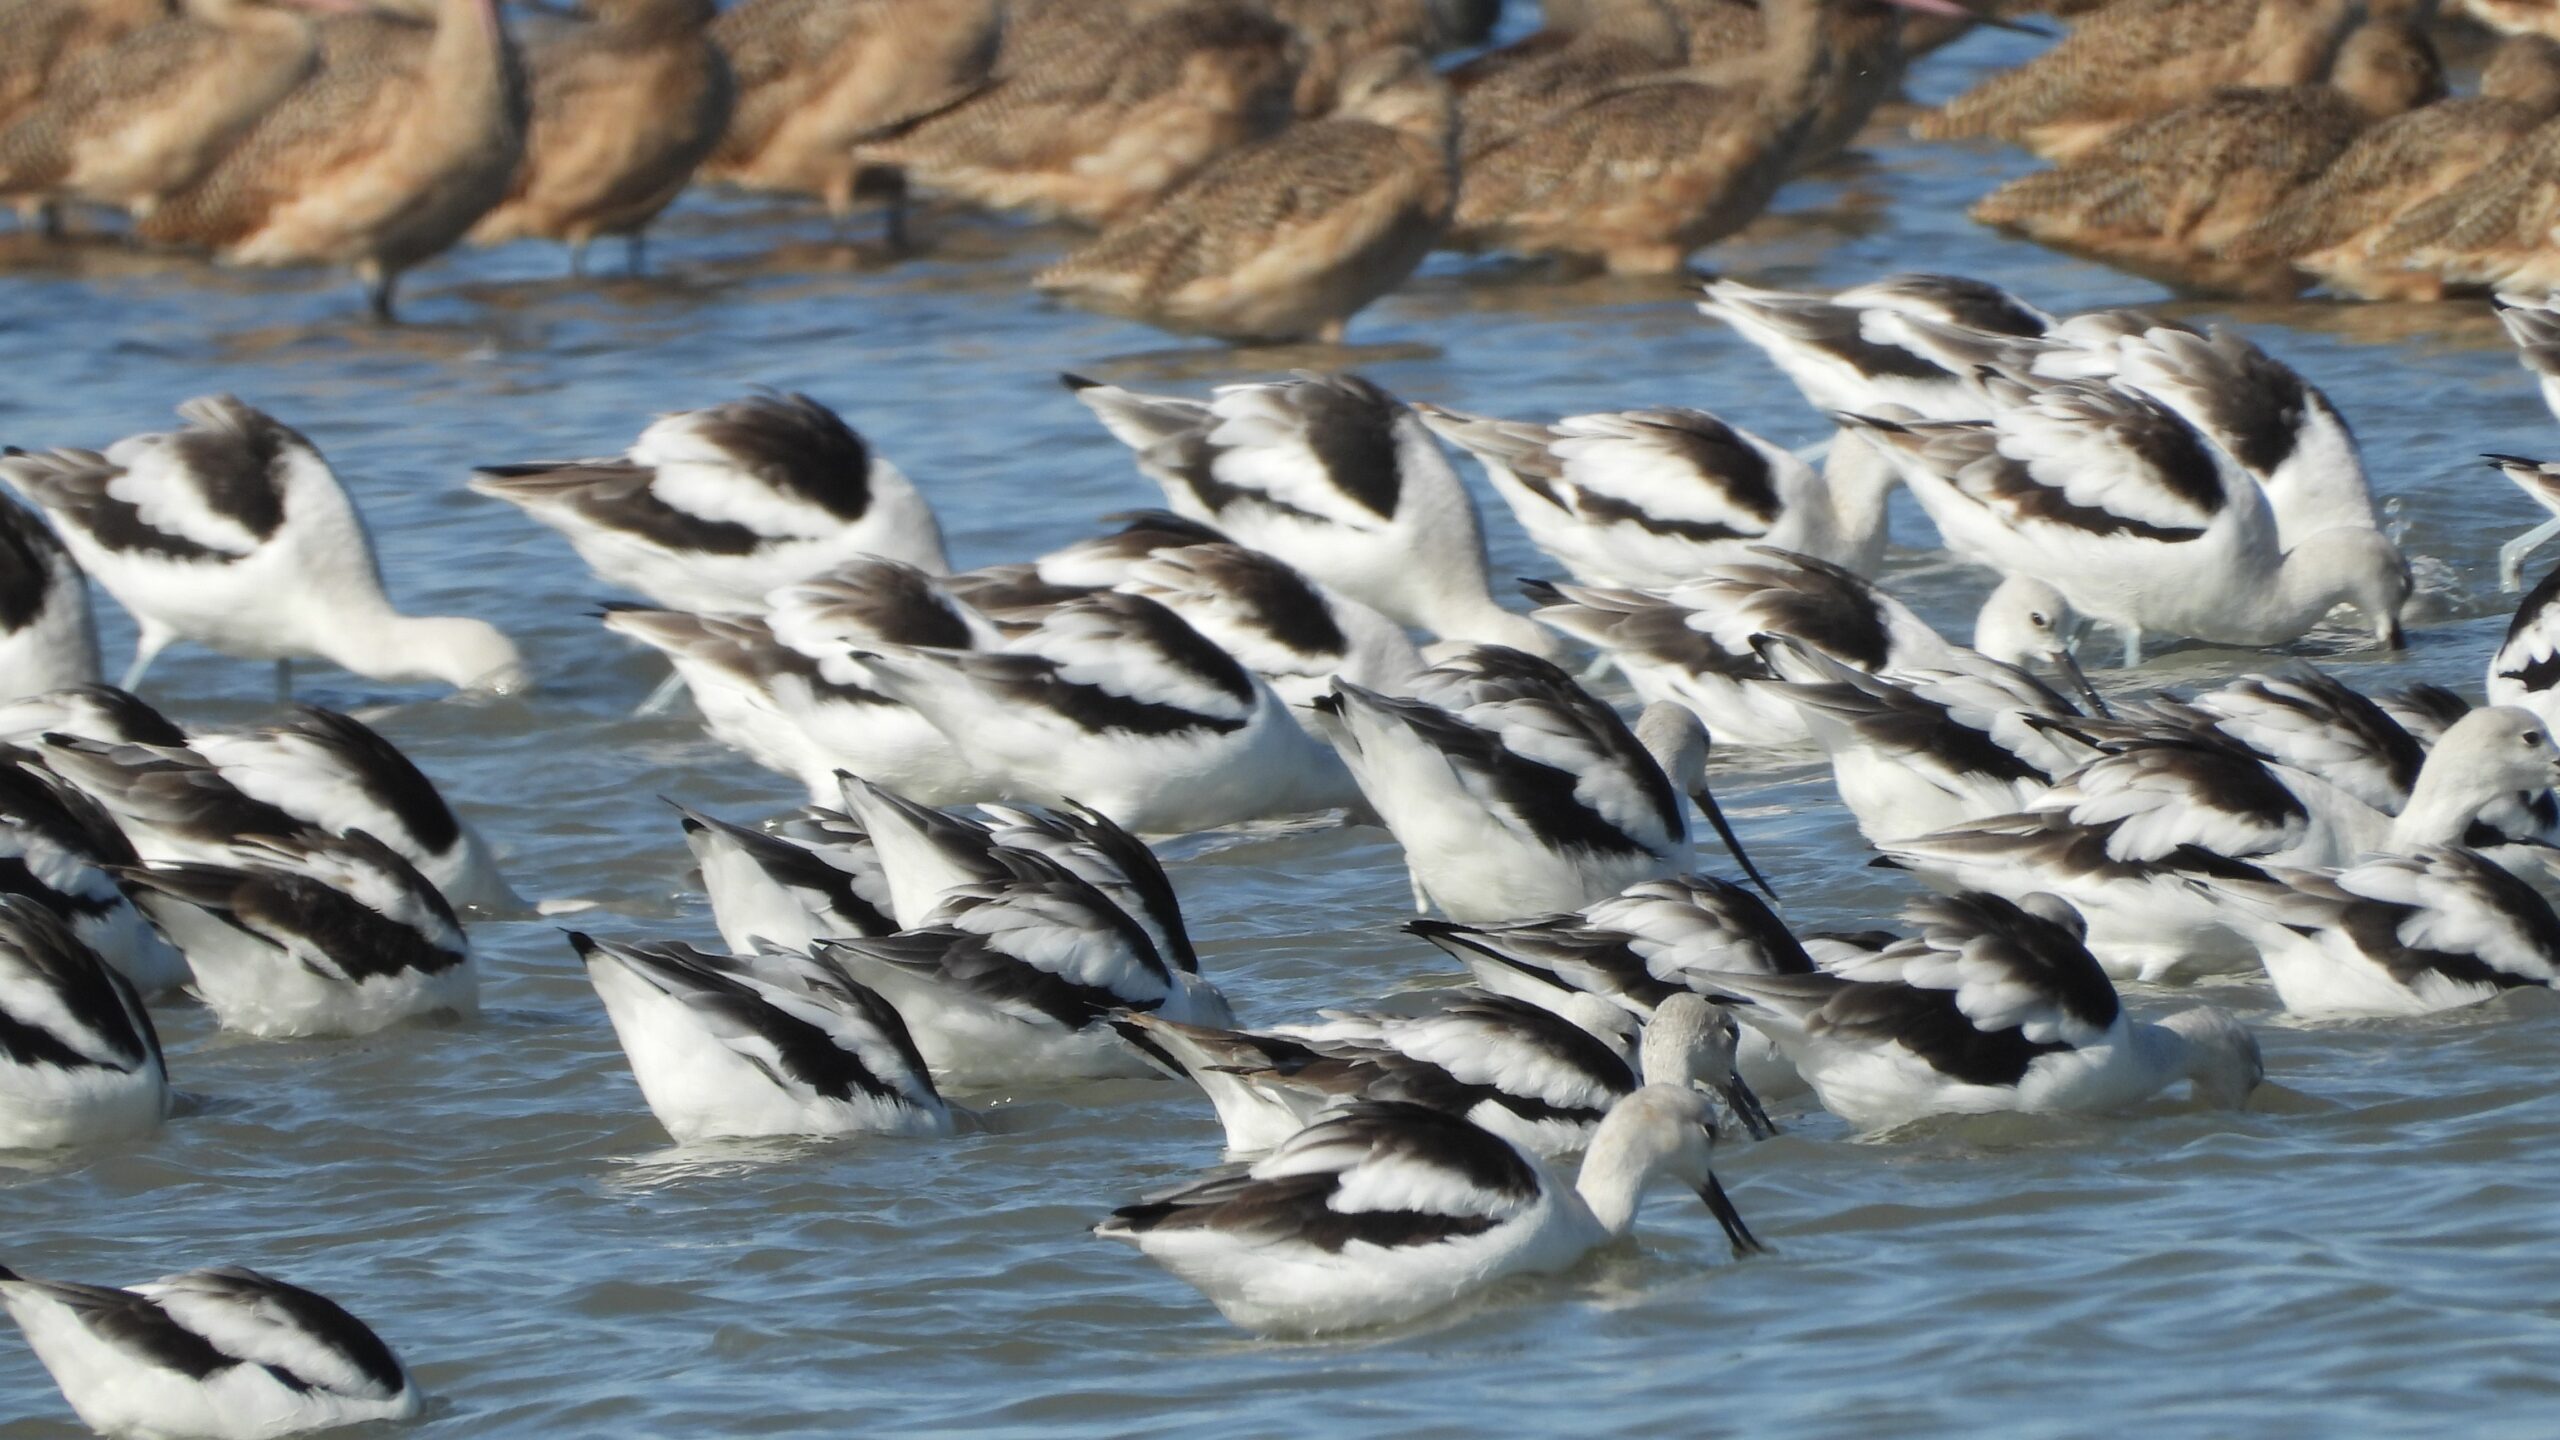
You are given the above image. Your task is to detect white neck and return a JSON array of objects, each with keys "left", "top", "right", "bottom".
[
  {"left": 1571, "top": 1118, "right": 1659, "bottom": 1238},
  {"left": 2388, "top": 761, "right": 2504, "bottom": 850},
  {"left": 1818, "top": 430, "right": 1898, "bottom": 574}
]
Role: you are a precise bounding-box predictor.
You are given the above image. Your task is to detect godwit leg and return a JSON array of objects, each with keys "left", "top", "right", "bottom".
[
  {"left": 625, "top": 232, "right": 647, "bottom": 276},
  {"left": 361, "top": 263, "right": 399, "bottom": 324},
  {"left": 2500, "top": 518, "right": 2560, "bottom": 591},
  {"left": 568, "top": 239, "right": 589, "bottom": 279}
]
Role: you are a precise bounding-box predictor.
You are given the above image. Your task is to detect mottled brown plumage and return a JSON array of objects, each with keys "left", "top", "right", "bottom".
[
  {"left": 2366, "top": 109, "right": 2560, "bottom": 295},
  {"left": 1450, "top": 0, "right": 1862, "bottom": 274},
  {"left": 1267, "top": 0, "right": 1502, "bottom": 114},
  {"left": 134, "top": 0, "right": 527, "bottom": 320},
  {"left": 1450, "top": 0, "right": 1690, "bottom": 160},
  {"left": 1914, "top": 0, "right": 2360, "bottom": 160},
  {"left": 1679, "top": 0, "right": 1925, "bottom": 169},
  {"left": 1968, "top": 20, "right": 2444, "bottom": 293},
  {"left": 2223, "top": 36, "right": 2560, "bottom": 299},
  {"left": 0, "top": 0, "right": 172, "bottom": 128},
  {"left": 466, "top": 0, "right": 730, "bottom": 268},
  {"left": 701, "top": 0, "right": 1000, "bottom": 226},
  {"left": 0, "top": 0, "right": 321, "bottom": 218},
  {"left": 2455, "top": 0, "right": 2560, "bottom": 41},
  {"left": 1032, "top": 47, "right": 1452, "bottom": 342},
  {"left": 858, "top": 0, "right": 1301, "bottom": 227}
]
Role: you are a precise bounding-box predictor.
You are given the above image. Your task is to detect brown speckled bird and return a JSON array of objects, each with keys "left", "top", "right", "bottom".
[
  {"left": 1914, "top": 0, "right": 2362, "bottom": 160},
  {"left": 857, "top": 0, "right": 1301, "bottom": 228},
  {"left": 0, "top": 0, "right": 325, "bottom": 221},
  {"left": 466, "top": 0, "right": 731, "bottom": 273},
  {"left": 135, "top": 0, "right": 527, "bottom": 320},
  {"left": 1678, "top": 0, "right": 1944, "bottom": 170},
  {"left": 0, "top": 0, "right": 174, "bottom": 232},
  {"left": 1453, "top": 0, "right": 1959, "bottom": 274},
  {"left": 1268, "top": 0, "right": 1503, "bottom": 114},
  {"left": 2222, "top": 35, "right": 2560, "bottom": 299},
  {"left": 1448, "top": 0, "right": 1691, "bottom": 161},
  {"left": 1032, "top": 45, "right": 1453, "bottom": 343},
  {"left": 1967, "top": 19, "right": 2444, "bottom": 294},
  {"left": 2363, "top": 108, "right": 2560, "bottom": 297},
  {"left": 2454, "top": 0, "right": 2560, "bottom": 41},
  {"left": 698, "top": 0, "right": 1000, "bottom": 244}
]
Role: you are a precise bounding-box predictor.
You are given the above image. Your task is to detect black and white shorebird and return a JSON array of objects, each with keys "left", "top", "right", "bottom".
[
  {"left": 677, "top": 803, "right": 899, "bottom": 957},
  {"left": 1094, "top": 1084, "right": 1762, "bottom": 1336},
  {"left": 1690, "top": 892, "right": 2264, "bottom": 1132},
  {"left": 0, "top": 396, "right": 525, "bottom": 696},
  {"left": 815, "top": 845, "right": 1234, "bottom": 1086},
  {"left": 1121, "top": 989, "right": 1769, "bottom": 1157},
  {"left": 2483, "top": 454, "right": 2560, "bottom": 593},
  {"left": 471, "top": 391, "right": 951, "bottom": 615},
  {"left": 0, "top": 746, "right": 191, "bottom": 993},
  {"left": 2490, "top": 559, "right": 2560, "bottom": 734},
  {"left": 1524, "top": 547, "right": 2093, "bottom": 747},
  {"left": 2199, "top": 845, "right": 2560, "bottom": 1016},
  {"left": 1313, "top": 644, "right": 1775, "bottom": 921},
  {"left": 0, "top": 895, "right": 167, "bottom": 1151},
  {"left": 0, "top": 489, "right": 99, "bottom": 703},
  {"left": 574, "top": 933, "right": 953, "bottom": 1142},
  {"left": 117, "top": 831, "right": 476, "bottom": 1038},
  {"left": 1843, "top": 378, "right": 2411, "bottom": 667},
  {"left": 1697, "top": 274, "right": 2057, "bottom": 423},
  {"left": 0, "top": 1263, "right": 421, "bottom": 1438},
  {"left": 1112, "top": 540, "right": 1428, "bottom": 719},
  {"left": 1417, "top": 402, "right": 1895, "bottom": 582},
  {"left": 1063, "top": 371, "right": 1564, "bottom": 657},
  {"left": 852, "top": 589, "right": 1358, "bottom": 834}
]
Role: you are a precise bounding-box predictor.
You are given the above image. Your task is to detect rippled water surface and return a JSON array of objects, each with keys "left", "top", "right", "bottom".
[{"left": 8, "top": 16, "right": 2560, "bottom": 1439}]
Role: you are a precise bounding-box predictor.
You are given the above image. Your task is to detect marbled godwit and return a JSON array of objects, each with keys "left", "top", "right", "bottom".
[
  {"left": 1451, "top": 0, "right": 1968, "bottom": 274},
  {"left": 1268, "top": 0, "right": 1504, "bottom": 114},
  {"left": 1914, "top": 0, "right": 2361, "bottom": 161},
  {"left": 465, "top": 0, "right": 729, "bottom": 273},
  {"left": 1448, "top": 0, "right": 1690, "bottom": 161},
  {"left": 857, "top": 0, "right": 1300, "bottom": 228},
  {"left": 2221, "top": 35, "right": 2560, "bottom": 300},
  {"left": 1967, "top": 19, "right": 2445, "bottom": 294},
  {"left": 0, "top": 0, "right": 172, "bottom": 232},
  {"left": 134, "top": 0, "right": 526, "bottom": 320},
  {"left": 1032, "top": 46, "right": 1452, "bottom": 343},
  {"left": 2363, "top": 109, "right": 2560, "bottom": 296},
  {"left": 2454, "top": 0, "right": 2560, "bottom": 41},
  {"left": 1676, "top": 0, "right": 1956, "bottom": 170},
  {"left": 0, "top": 0, "right": 327, "bottom": 224},
  {"left": 700, "top": 0, "right": 1001, "bottom": 246}
]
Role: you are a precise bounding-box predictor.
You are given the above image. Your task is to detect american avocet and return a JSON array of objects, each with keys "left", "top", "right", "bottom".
[
  {"left": 471, "top": 392, "right": 949, "bottom": 615},
  {"left": 0, "top": 484, "right": 98, "bottom": 702},
  {"left": 1524, "top": 548, "right": 2085, "bottom": 746},
  {"left": 1, "top": 396, "right": 525, "bottom": 696},
  {"left": 0, "top": 1263, "right": 420, "bottom": 1439},
  {"left": 851, "top": 590, "right": 1357, "bottom": 834},
  {"left": 1883, "top": 706, "right": 2560, "bottom": 979},
  {"left": 117, "top": 831, "right": 476, "bottom": 1037},
  {"left": 2165, "top": 665, "right": 2428, "bottom": 816},
  {"left": 573, "top": 932, "right": 952, "bottom": 1142},
  {"left": 0, "top": 747, "right": 191, "bottom": 993},
  {"left": 1121, "top": 989, "right": 1766, "bottom": 1157},
  {"left": 2490, "top": 563, "right": 2560, "bottom": 733},
  {"left": 1113, "top": 541, "right": 1426, "bottom": 721},
  {"left": 0, "top": 682, "right": 186, "bottom": 748},
  {"left": 190, "top": 704, "right": 518, "bottom": 911},
  {"left": 1095, "top": 1086, "right": 1761, "bottom": 1336},
  {"left": 2201, "top": 845, "right": 2560, "bottom": 1015},
  {"left": 1697, "top": 274, "right": 2054, "bottom": 421},
  {"left": 599, "top": 608, "right": 847, "bottom": 795},
  {"left": 1030, "top": 510, "right": 1230, "bottom": 589},
  {"left": 1845, "top": 378, "right": 2411, "bottom": 666},
  {"left": 464, "top": 0, "right": 733, "bottom": 274},
  {"left": 34, "top": 734, "right": 308, "bottom": 865},
  {"left": 0, "top": 895, "right": 166, "bottom": 1151},
  {"left": 676, "top": 803, "right": 896, "bottom": 956},
  {"left": 1406, "top": 873, "right": 1815, "bottom": 1099},
  {"left": 2106, "top": 325, "right": 2378, "bottom": 545},
  {"left": 1312, "top": 645, "right": 1774, "bottom": 921},
  {"left": 2484, "top": 453, "right": 2560, "bottom": 592},
  {"left": 815, "top": 847, "right": 1233, "bottom": 1085},
  {"left": 1416, "top": 401, "right": 1894, "bottom": 582},
  {"left": 1694, "top": 892, "right": 2264, "bottom": 1132},
  {"left": 1033, "top": 46, "right": 1454, "bottom": 344},
  {"left": 1064, "top": 371, "right": 1563, "bottom": 657}
]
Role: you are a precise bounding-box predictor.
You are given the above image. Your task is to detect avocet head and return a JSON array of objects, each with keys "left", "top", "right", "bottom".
[
  {"left": 2158, "top": 1006, "right": 2264, "bottom": 1111},
  {"left": 2428, "top": 704, "right": 2560, "bottom": 799},
  {"left": 394, "top": 617, "right": 529, "bottom": 696},
  {"left": 1643, "top": 992, "right": 1775, "bottom": 1141},
  {"left": 2298, "top": 527, "right": 2414, "bottom": 651},
  {"left": 1601, "top": 1085, "right": 1766, "bottom": 1257},
  {"left": 1975, "top": 577, "right": 2110, "bottom": 715},
  {"left": 1635, "top": 702, "right": 1781, "bottom": 904}
]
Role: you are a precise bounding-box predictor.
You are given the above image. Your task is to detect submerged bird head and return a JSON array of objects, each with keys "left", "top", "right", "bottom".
[
  {"left": 2295, "top": 526, "right": 2412, "bottom": 651},
  {"left": 388, "top": 616, "right": 529, "bottom": 696},
  {"left": 2159, "top": 1006, "right": 2264, "bottom": 1111}
]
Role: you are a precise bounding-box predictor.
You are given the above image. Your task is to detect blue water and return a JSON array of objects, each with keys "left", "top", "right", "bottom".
[{"left": 5, "top": 13, "right": 2560, "bottom": 1438}]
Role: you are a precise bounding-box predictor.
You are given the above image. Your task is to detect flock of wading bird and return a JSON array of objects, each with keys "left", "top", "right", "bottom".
[
  {"left": 18, "top": 0, "right": 2560, "bottom": 332},
  {"left": 12, "top": 256, "right": 2560, "bottom": 1428}
]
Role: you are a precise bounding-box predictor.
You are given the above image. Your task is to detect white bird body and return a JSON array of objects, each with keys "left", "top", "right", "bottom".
[
  {"left": 0, "top": 492, "right": 100, "bottom": 703},
  {"left": 0, "top": 897, "right": 167, "bottom": 1151},
  {"left": 0, "top": 748, "right": 191, "bottom": 994},
  {"left": 577, "top": 934, "right": 952, "bottom": 1142},
  {"left": 2, "top": 397, "right": 524, "bottom": 695},
  {"left": 1095, "top": 1086, "right": 1759, "bottom": 1336},
  {"left": 0, "top": 1264, "right": 420, "bottom": 1440},
  {"left": 471, "top": 392, "right": 948, "bottom": 614},
  {"left": 1114, "top": 540, "right": 1427, "bottom": 720},
  {"left": 678, "top": 804, "right": 896, "bottom": 956},
  {"left": 1066, "top": 372, "right": 1561, "bottom": 657}
]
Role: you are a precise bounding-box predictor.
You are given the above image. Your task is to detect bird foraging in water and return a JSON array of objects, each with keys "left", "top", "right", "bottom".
[{"left": 1032, "top": 46, "right": 1454, "bottom": 344}]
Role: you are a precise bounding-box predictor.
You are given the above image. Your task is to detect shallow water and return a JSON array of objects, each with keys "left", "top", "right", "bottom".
[{"left": 7, "top": 16, "right": 2560, "bottom": 1438}]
